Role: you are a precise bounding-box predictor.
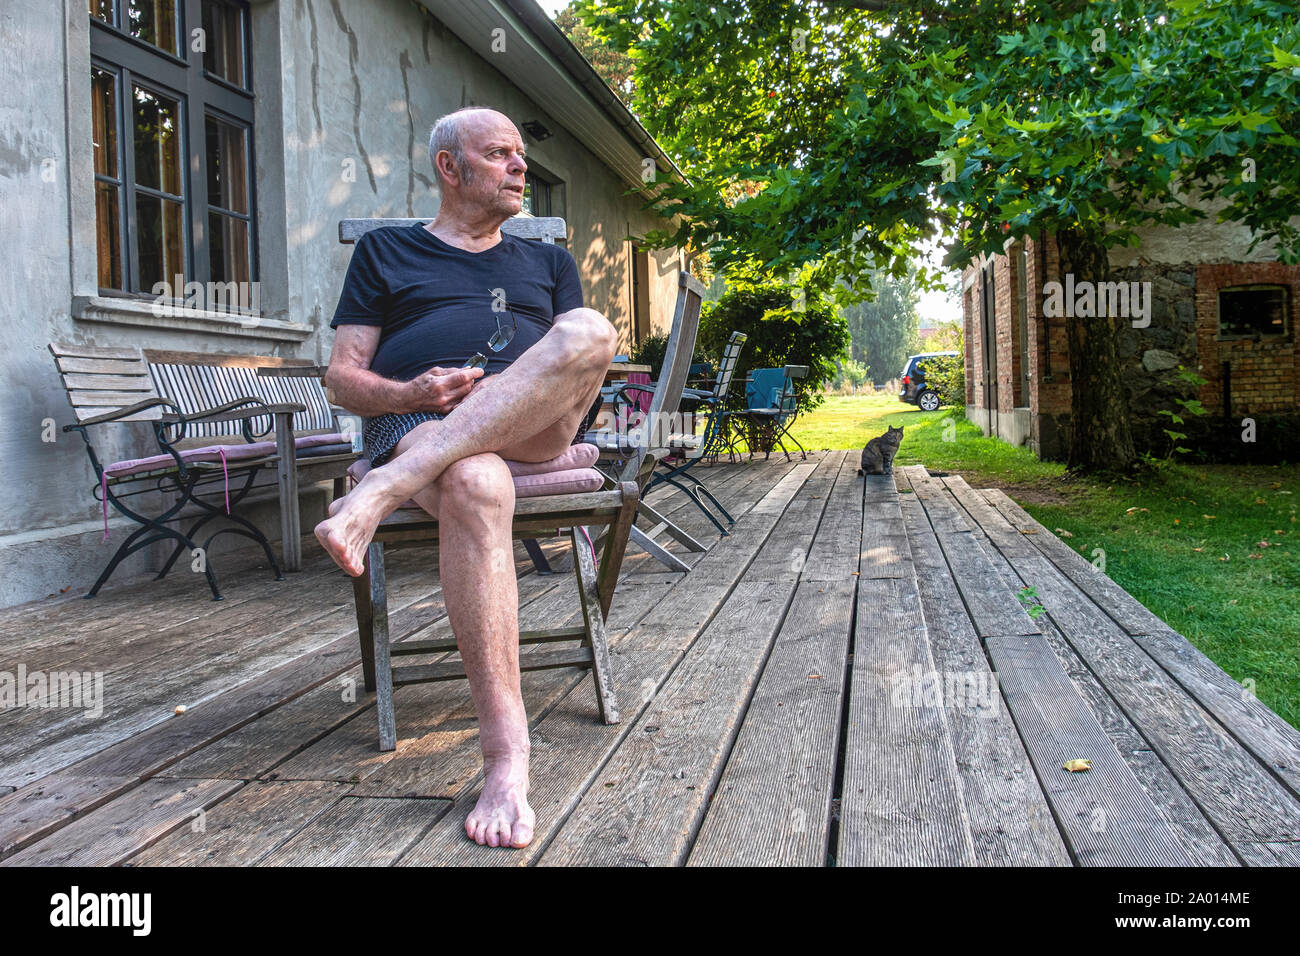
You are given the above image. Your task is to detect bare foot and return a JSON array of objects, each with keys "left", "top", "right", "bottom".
[
  {"left": 313, "top": 473, "right": 400, "bottom": 576},
  {"left": 465, "top": 752, "right": 535, "bottom": 848}
]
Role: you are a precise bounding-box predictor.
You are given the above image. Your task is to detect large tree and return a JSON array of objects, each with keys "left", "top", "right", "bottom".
[
  {"left": 842, "top": 266, "right": 922, "bottom": 385},
  {"left": 575, "top": 0, "right": 1300, "bottom": 472}
]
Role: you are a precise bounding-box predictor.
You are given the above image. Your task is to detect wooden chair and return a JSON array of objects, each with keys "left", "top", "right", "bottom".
[
  {"left": 48, "top": 344, "right": 299, "bottom": 599},
  {"left": 593, "top": 272, "right": 710, "bottom": 571},
  {"left": 336, "top": 216, "right": 700, "bottom": 751}
]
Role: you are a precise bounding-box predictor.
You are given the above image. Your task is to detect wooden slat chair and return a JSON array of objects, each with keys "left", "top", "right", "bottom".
[
  {"left": 49, "top": 344, "right": 297, "bottom": 599},
  {"left": 143, "top": 350, "right": 358, "bottom": 571},
  {"left": 337, "top": 216, "right": 699, "bottom": 751},
  {"left": 639, "top": 329, "right": 750, "bottom": 537},
  {"left": 589, "top": 272, "right": 710, "bottom": 572}
]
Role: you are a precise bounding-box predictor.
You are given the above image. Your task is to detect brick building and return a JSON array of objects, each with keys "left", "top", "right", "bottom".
[{"left": 962, "top": 222, "right": 1300, "bottom": 461}]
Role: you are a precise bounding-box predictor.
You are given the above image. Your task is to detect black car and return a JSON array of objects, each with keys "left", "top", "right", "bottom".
[{"left": 898, "top": 351, "right": 958, "bottom": 412}]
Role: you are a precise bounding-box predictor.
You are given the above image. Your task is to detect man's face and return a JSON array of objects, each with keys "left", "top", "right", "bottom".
[{"left": 453, "top": 113, "right": 527, "bottom": 218}]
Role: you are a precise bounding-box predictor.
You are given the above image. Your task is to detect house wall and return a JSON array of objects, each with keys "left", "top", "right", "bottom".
[
  {"left": 0, "top": 0, "right": 680, "bottom": 608},
  {"left": 964, "top": 218, "right": 1300, "bottom": 461}
]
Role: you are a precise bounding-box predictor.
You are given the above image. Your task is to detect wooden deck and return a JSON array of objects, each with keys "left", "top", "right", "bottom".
[{"left": 2, "top": 450, "right": 1298, "bottom": 866}]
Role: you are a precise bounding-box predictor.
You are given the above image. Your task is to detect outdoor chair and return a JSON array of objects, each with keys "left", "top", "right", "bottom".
[
  {"left": 626, "top": 331, "right": 748, "bottom": 537},
  {"left": 48, "top": 344, "right": 299, "bottom": 599},
  {"left": 733, "top": 365, "right": 809, "bottom": 462},
  {"left": 337, "top": 215, "right": 672, "bottom": 750},
  {"left": 587, "top": 272, "right": 707, "bottom": 572}
]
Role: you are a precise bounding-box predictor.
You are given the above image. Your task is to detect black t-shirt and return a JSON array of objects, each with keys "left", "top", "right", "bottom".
[{"left": 330, "top": 222, "right": 584, "bottom": 382}]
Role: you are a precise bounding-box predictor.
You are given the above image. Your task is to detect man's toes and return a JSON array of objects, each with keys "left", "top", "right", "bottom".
[{"left": 511, "top": 822, "right": 533, "bottom": 848}]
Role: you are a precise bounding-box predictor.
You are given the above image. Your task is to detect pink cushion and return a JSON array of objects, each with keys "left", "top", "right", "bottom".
[
  {"left": 504, "top": 442, "right": 598, "bottom": 476},
  {"left": 346, "top": 443, "right": 604, "bottom": 507},
  {"left": 294, "top": 433, "right": 347, "bottom": 449},
  {"left": 513, "top": 467, "right": 604, "bottom": 498},
  {"left": 104, "top": 441, "right": 276, "bottom": 478}
]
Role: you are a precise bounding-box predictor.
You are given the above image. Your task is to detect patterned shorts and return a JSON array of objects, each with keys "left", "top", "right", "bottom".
[
  {"left": 363, "top": 397, "right": 603, "bottom": 468},
  {"left": 363, "top": 412, "right": 442, "bottom": 467}
]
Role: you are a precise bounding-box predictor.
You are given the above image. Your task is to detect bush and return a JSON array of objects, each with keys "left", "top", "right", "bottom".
[
  {"left": 696, "top": 283, "right": 850, "bottom": 415},
  {"left": 834, "top": 358, "right": 871, "bottom": 392},
  {"left": 629, "top": 332, "right": 670, "bottom": 378},
  {"left": 920, "top": 353, "right": 966, "bottom": 408}
]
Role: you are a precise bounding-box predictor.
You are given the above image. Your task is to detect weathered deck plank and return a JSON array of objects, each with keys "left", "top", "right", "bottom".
[
  {"left": 981, "top": 487, "right": 1300, "bottom": 803},
  {"left": 128, "top": 781, "right": 353, "bottom": 866},
  {"left": 687, "top": 454, "right": 861, "bottom": 866},
  {"left": 896, "top": 487, "right": 1072, "bottom": 866},
  {"left": 258, "top": 795, "right": 446, "bottom": 866},
  {"left": 939, "top": 477, "right": 1237, "bottom": 866},
  {"left": 838, "top": 571, "right": 976, "bottom": 866},
  {"left": 0, "top": 778, "right": 243, "bottom": 866}
]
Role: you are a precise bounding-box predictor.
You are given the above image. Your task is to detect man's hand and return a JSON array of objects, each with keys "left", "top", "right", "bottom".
[{"left": 404, "top": 366, "right": 484, "bottom": 414}]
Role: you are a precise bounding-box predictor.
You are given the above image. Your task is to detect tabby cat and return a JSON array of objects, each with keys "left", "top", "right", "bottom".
[{"left": 858, "top": 425, "right": 904, "bottom": 476}]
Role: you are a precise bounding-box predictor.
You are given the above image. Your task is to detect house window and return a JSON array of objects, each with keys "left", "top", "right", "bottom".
[
  {"left": 1217, "top": 285, "right": 1289, "bottom": 339},
  {"left": 523, "top": 172, "right": 551, "bottom": 217},
  {"left": 90, "top": 0, "right": 255, "bottom": 309}
]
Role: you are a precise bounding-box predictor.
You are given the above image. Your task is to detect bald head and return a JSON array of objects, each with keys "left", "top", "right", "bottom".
[{"left": 429, "top": 108, "right": 515, "bottom": 187}]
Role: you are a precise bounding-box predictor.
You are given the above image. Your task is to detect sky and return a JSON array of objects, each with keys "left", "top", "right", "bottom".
[{"left": 534, "top": 0, "right": 962, "bottom": 326}]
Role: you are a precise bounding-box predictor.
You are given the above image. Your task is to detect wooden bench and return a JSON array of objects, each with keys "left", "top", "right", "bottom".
[
  {"left": 50, "top": 344, "right": 357, "bottom": 597},
  {"left": 142, "top": 349, "right": 358, "bottom": 571}
]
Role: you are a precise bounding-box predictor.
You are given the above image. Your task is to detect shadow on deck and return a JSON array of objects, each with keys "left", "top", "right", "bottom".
[{"left": 1, "top": 451, "right": 1298, "bottom": 866}]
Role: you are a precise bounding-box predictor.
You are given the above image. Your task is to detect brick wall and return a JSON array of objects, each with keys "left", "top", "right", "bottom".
[{"left": 1194, "top": 262, "right": 1300, "bottom": 417}]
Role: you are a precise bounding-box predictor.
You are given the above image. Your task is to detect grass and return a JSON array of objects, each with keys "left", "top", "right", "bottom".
[{"left": 768, "top": 392, "right": 1300, "bottom": 730}]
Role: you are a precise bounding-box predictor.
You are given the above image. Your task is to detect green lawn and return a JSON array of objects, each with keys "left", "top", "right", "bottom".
[{"left": 774, "top": 393, "right": 1300, "bottom": 729}]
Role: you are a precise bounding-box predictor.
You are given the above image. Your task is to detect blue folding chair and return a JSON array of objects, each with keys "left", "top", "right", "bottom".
[{"left": 734, "top": 365, "right": 808, "bottom": 462}]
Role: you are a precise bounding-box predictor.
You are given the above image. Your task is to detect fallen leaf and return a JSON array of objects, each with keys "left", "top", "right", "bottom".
[
  {"left": 1203, "top": 514, "right": 1217, "bottom": 519},
  {"left": 1020, "top": 528, "right": 1038, "bottom": 535},
  {"left": 1254, "top": 498, "right": 1268, "bottom": 505},
  {"left": 1173, "top": 518, "right": 1180, "bottom": 525},
  {"left": 1192, "top": 547, "right": 1204, "bottom": 552},
  {"left": 1063, "top": 759, "right": 1092, "bottom": 773},
  {"left": 173, "top": 705, "right": 187, "bottom": 715},
  {"left": 1054, "top": 528, "right": 1074, "bottom": 538},
  {"left": 1250, "top": 553, "right": 1263, "bottom": 559},
  {"left": 808, "top": 673, "right": 823, "bottom": 680}
]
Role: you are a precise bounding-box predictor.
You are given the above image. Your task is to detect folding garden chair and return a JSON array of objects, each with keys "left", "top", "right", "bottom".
[
  {"left": 623, "top": 331, "right": 748, "bottom": 537},
  {"left": 733, "top": 365, "right": 809, "bottom": 462}
]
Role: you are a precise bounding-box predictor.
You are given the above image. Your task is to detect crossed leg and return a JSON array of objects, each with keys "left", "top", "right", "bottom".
[
  {"left": 318, "top": 308, "right": 617, "bottom": 848},
  {"left": 316, "top": 307, "right": 618, "bottom": 576}
]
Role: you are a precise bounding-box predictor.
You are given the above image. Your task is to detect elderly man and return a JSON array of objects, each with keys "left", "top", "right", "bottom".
[{"left": 315, "top": 107, "right": 618, "bottom": 849}]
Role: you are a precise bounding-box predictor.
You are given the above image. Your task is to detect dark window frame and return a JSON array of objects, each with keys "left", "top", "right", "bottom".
[
  {"left": 1216, "top": 284, "right": 1290, "bottom": 341},
  {"left": 90, "top": 0, "right": 257, "bottom": 309}
]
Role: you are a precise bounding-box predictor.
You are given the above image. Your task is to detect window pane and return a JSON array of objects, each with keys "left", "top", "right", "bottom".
[
  {"left": 95, "top": 181, "right": 123, "bottom": 289},
  {"left": 132, "top": 84, "right": 182, "bottom": 195},
  {"left": 202, "top": 0, "right": 245, "bottom": 87},
  {"left": 1219, "top": 287, "right": 1287, "bottom": 338},
  {"left": 91, "top": 68, "right": 118, "bottom": 178},
  {"left": 126, "top": 0, "right": 179, "bottom": 56},
  {"left": 89, "top": 0, "right": 114, "bottom": 24},
  {"left": 205, "top": 115, "right": 247, "bottom": 214},
  {"left": 208, "top": 212, "right": 249, "bottom": 286},
  {"left": 136, "top": 194, "right": 185, "bottom": 291}
]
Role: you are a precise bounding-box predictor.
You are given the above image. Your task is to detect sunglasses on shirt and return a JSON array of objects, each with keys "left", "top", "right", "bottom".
[{"left": 462, "top": 297, "right": 519, "bottom": 369}]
